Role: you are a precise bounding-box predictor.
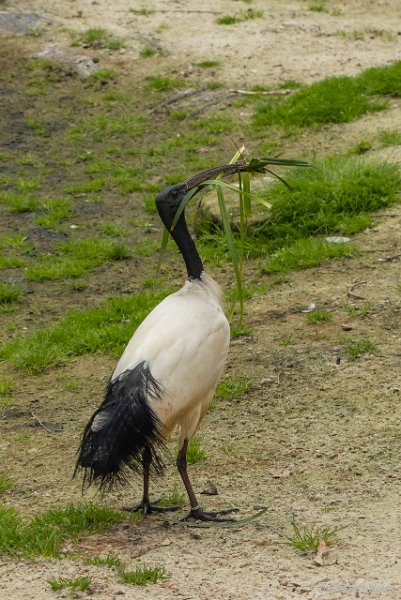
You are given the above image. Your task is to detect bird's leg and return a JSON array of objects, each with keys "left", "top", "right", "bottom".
[
  {"left": 177, "top": 439, "right": 239, "bottom": 522},
  {"left": 123, "top": 447, "right": 180, "bottom": 515}
]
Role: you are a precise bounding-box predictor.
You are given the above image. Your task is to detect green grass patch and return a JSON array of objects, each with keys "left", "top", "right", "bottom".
[
  {"left": 186, "top": 436, "right": 206, "bottom": 464},
  {"left": 25, "top": 238, "right": 131, "bottom": 281},
  {"left": 343, "top": 339, "right": 376, "bottom": 359},
  {"left": 285, "top": 516, "right": 345, "bottom": 555},
  {"left": 157, "top": 488, "right": 186, "bottom": 508},
  {"left": 379, "top": 129, "right": 401, "bottom": 147},
  {"left": 82, "top": 28, "right": 123, "bottom": 50},
  {"left": 144, "top": 76, "right": 184, "bottom": 92},
  {"left": 215, "top": 376, "right": 253, "bottom": 400},
  {"left": 85, "top": 551, "right": 124, "bottom": 569},
  {"left": 216, "top": 9, "right": 263, "bottom": 25},
  {"left": 263, "top": 238, "right": 355, "bottom": 273},
  {"left": 343, "top": 302, "right": 371, "bottom": 318},
  {"left": 0, "top": 192, "right": 40, "bottom": 213},
  {"left": 48, "top": 576, "right": 92, "bottom": 591},
  {"left": 0, "top": 475, "right": 13, "bottom": 493},
  {"left": 34, "top": 197, "right": 73, "bottom": 229},
  {"left": 0, "top": 283, "right": 22, "bottom": 305},
  {"left": 252, "top": 61, "right": 401, "bottom": 131},
  {"left": 69, "top": 114, "right": 146, "bottom": 143},
  {"left": 306, "top": 310, "right": 332, "bottom": 324},
  {"left": 0, "top": 504, "right": 127, "bottom": 558},
  {"left": 91, "top": 69, "right": 118, "bottom": 81},
  {"left": 118, "top": 564, "right": 167, "bottom": 586},
  {"left": 0, "top": 290, "right": 169, "bottom": 373},
  {"left": 195, "top": 60, "right": 220, "bottom": 68}
]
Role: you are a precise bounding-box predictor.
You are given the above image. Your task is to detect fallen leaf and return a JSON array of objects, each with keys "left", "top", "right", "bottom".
[{"left": 313, "top": 538, "right": 328, "bottom": 566}]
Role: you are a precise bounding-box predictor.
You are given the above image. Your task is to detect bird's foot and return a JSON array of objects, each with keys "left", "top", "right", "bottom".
[
  {"left": 183, "top": 505, "right": 240, "bottom": 522},
  {"left": 123, "top": 499, "right": 181, "bottom": 516}
]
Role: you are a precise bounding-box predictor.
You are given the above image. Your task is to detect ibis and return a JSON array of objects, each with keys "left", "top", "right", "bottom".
[{"left": 75, "top": 163, "right": 250, "bottom": 521}]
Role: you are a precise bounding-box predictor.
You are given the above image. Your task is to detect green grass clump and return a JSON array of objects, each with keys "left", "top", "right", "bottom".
[
  {"left": 118, "top": 564, "right": 167, "bottom": 586},
  {"left": 263, "top": 238, "right": 355, "bottom": 273},
  {"left": 344, "top": 339, "right": 376, "bottom": 359},
  {"left": 0, "top": 291, "right": 168, "bottom": 373},
  {"left": 187, "top": 436, "right": 206, "bottom": 464},
  {"left": 286, "top": 516, "right": 344, "bottom": 554},
  {"left": 0, "top": 283, "right": 22, "bottom": 305},
  {"left": 85, "top": 551, "right": 124, "bottom": 569},
  {"left": 379, "top": 129, "right": 401, "bottom": 147},
  {"left": 306, "top": 310, "right": 332, "bottom": 324},
  {"left": 25, "top": 238, "right": 131, "bottom": 281},
  {"left": 260, "top": 157, "right": 400, "bottom": 248},
  {"left": 82, "top": 28, "right": 123, "bottom": 50},
  {"left": 0, "top": 475, "right": 13, "bottom": 493},
  {"left": 0, "top": 192, "right": 40, "bottom": 213},
  {"left": 253, "top": 75, "right": 385, "bottom": 129},
  {"left": 69, "top": 114, "right": 146, "bottom": 143},
  {"left": 48, "top": 576, "right": 92, "bottom": 591},
  {"left": 145, "top": 76, "right": 184, "bottom": 92},
  {"left": 34, "top": 197, "right": 72, "bottom": 229},
  {"left": 215, "top": 376, "right": 253, "bottom": 400},
  {"left": 216, "top": 10, "right": 263, "bottom": 25},
  {"left": 195, "top": 60, "right": 220, "bottom": 68},
  {"left": 253, "top": 61, "right": 401, "bottom": 131},
  {"left": 0, "top": 504, "right": 127, "bottom": 558},
  {"left": 157, "top": 488, "right": 186, "bottom": 508}
]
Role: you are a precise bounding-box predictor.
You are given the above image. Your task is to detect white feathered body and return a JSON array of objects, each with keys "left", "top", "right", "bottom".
[{"left": 112, "top": 272, "right": 230, "bottom": 444}]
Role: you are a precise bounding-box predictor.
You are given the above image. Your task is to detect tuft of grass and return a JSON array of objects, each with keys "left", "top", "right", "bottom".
[
  {"left": 379, "top": 129, "right": 401, "bottom": 147},
  {"left": 34, "top": 197, "right": 72, "bottom": 229},
  {"left": 285, "top": 516, "right": 345, "bottom": 555},
  {"left": 118, "top": 564, "right": 167, "bottom": 586},
  {"left": 186, "top": 436, "right": 206, "bottom": 464},
  {"left": 253, "top": 75, "right": 386, "bottom": 130},
  {"left": 48, "top": 576, "right": 92, "bottom": 592},
  {"left": 0, "top": 192, "right": 40, "bottom": 213},
  {"left": 144, "top": 76, "right": 184, "bottom": 92},
  {"left": 157, "top": 488, "right": 186, "bottom": 508},
  {"left": 306, "top": 310, "right": 332, "bottom": 324},
  {"left": 216, "top": 9, "right": 263, "bottom": 25},
  {"left": 349, "top": 139, "right": 372, "bottom": 155},
  {"left": 0, "top": 283, "right": 22, "bottom": 305},
  {"left": 91, "top": 69, "right": 118, "bottom": 81},
  {"left": 86, "top": 551, "right": 124, "bottom": 569},
  {"left": 215, "top": 376, "right": 253, "bottom": 400},
  {"left": 343, "top": 339, "right": 376, "bottom": 360},
  {"left": 195, "top": 60, "right": 220, "bottom": 68},
  {"left": 0, "top": 475, "right": 13, "bottom": 493},
  {"left": 69, "top": 114, "right": 146, "bottom": 143},
  {"left": 0, "top": 504, "right": 128, "bottom": 558},
  {"left": 263, "top": 238, "right": 355, "bottom": 273},
  {"left": 254, "top": 60, "right": 401, "bottom": 131},
  {"left": 140, "top": 46, "right": 163, "bottom": 58},
  {"left": 0, "top": 379, "right": 14, "bottom": 396},
  {"left": 343, "top": 302, "right": 371, "bottom": 318},
  {"left": 0, "top": 291, "right": 169, "bottom": 373},
  {"left": 25, "top": 238, "right": 131, "bottom": 281},
  {"left": 82, "top": 28, "right": 123, "bottom": 50}
]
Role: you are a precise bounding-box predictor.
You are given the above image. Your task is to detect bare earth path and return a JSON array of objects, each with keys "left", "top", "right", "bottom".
[{"left": 1, "top": 1, "right": 401, "bottom": 599}]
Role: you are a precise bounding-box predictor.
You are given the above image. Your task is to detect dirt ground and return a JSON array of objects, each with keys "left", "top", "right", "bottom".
[{"left": 1, "top": 0, "right": 401, "bottom": 599}]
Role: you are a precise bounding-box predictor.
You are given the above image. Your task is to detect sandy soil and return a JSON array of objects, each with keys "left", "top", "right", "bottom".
[{"left": 1, "top": 1, "right": 401, "bottom": 599}]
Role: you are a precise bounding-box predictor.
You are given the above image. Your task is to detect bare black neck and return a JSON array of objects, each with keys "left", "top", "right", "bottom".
[
  {"left": 155, "top": 183, "right": 204, "bottom": 280},
  {"left": 168, "top": 213, "right": 203, "bottom": 280}
]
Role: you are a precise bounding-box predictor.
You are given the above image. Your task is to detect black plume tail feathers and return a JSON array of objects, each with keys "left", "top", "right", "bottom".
[{"left": 74, "top": 361, "right": 166, "bottom": 491}]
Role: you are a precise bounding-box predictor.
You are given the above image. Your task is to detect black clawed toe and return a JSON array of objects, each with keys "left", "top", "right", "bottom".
[
  {"left": 123, "top": 499, "right": 181, "bottom": 516},
  {"left": 183, "top": 506, "right": 239, "bottom": 522}
]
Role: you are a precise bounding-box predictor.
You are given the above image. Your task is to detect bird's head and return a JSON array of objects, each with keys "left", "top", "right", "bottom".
[{"left": 155, "top": 182, "right": 189, "bottom": 230}]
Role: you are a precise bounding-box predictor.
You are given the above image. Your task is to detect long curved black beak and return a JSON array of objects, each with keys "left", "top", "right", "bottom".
[{"left": 184, "top": 162, "right": 251, "bottom": 190}]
